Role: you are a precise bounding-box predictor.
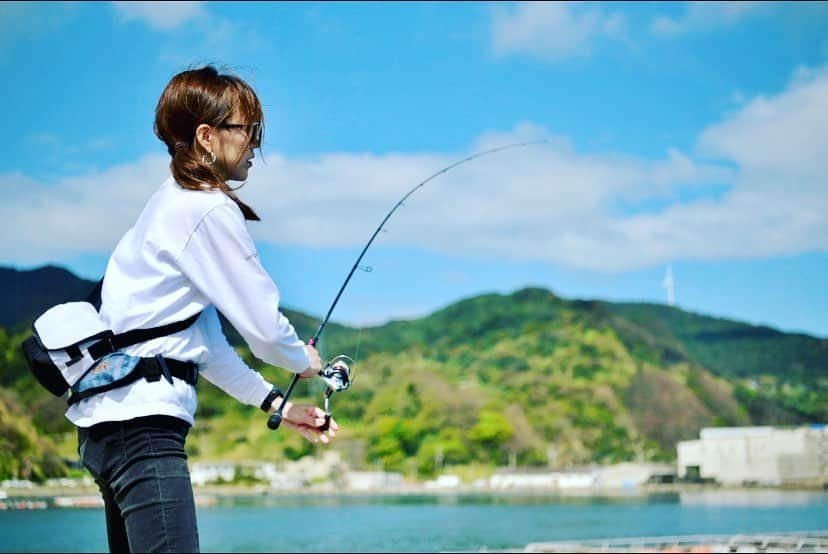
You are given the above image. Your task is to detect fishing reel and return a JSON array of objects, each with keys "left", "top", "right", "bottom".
[
  {"left": 318, "top": 354, "right": 354, "bottom": 431},
  {"left": 320, "top": 354, "right": 354, "bottom": 393},
  {"left": 266, "top": 354, "right": 355, "bottom": 431}
]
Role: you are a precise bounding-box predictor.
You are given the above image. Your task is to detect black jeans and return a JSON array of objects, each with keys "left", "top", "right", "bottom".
[{"left": 78, "top": 415, "right": 200, "bottom": 553}]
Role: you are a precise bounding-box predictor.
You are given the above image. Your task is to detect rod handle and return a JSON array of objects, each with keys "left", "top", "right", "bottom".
[
  {"left": 267, "top": 412, "right": 283, "bottom": 430},
  {"left": 266, "top": 372, "right": 301, "bottom": 431}
]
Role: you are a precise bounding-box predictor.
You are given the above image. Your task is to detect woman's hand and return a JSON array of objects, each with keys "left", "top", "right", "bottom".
[
  {"left": 299, "top": 343, "right": 323, "bottom": 379},
  {"left": 280, "top": 401, "right": 339, "bottom": 444}
]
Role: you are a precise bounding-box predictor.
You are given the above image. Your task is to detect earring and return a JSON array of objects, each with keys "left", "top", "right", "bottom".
[{"left": 202, "top": 151, "right": 216, "bottom": 165}]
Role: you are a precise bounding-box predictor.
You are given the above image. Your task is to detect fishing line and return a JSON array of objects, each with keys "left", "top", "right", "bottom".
[{"left": 267, "top": 139, "right": 550, "bottom": 431}]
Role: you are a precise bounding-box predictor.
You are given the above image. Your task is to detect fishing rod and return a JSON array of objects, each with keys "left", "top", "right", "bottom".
[{"left": 267, "top": 139, "right": 549, "bottom": 431}]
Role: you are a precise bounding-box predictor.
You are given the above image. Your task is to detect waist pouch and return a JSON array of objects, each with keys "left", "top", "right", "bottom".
[
  {"left": 68, "top": 353, "right": 199, "bottom": 406},
  {"left": 21, "top": 300, "right": 201, "bottom": 399}
]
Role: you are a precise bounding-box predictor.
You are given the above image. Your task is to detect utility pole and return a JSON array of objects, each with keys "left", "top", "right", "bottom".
[{"left": 663, "top": 265, "right": 675, "bottom": 306}]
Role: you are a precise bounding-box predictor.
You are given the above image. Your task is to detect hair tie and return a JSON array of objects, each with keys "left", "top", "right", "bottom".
[{"left": 174, "top": 141, "right": 189, "bottom": 150}]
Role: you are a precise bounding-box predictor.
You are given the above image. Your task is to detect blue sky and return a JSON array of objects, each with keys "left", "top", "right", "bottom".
[{"left": 1, "top": 1, "right": 827, "bottom": 338}]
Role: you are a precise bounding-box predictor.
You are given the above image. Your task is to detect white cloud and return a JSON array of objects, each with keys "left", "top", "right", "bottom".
[
  {"left": 111, "top": 1, "right": 204, "bottom": 31},
  {"left": 490, "top": 1, "right": 625, "bottom": 60},
  {"left": 651, "top": 1, "right": 767, "bottom": 36},
  {"left": 587, "top": 66, "right": 828, "bottom": 270},
  {"left": 3, "top": 67, "right": 827, "bottom": 273},
  {"left": 0, "top": 129, "right": 730, "bottom": 271},
  {"left": 0, "top": 154, "right": 169, "bottom": 263},
  {"left": 699, "top": 66, "right": 828, "bottom": 183}
]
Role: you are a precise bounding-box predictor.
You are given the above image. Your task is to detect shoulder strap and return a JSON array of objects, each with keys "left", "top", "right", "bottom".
[
  {"left": 84, "top": 275, "right": 201, "bottom": 358},
  {"left": 109, "top": 312, "right": 202, "bottom": 350},
  {"left": 87, "top": 312, "right": 202, "bottom": 359}
]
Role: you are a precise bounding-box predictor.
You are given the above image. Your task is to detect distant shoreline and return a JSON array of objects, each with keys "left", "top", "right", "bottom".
[{"left": 4, "top": 481, "right": 825, "bottom": 499}]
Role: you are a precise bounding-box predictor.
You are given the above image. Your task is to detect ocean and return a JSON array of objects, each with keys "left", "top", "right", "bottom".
[{"left": 0, "top": 489, "right": 825, "bottom": 552}]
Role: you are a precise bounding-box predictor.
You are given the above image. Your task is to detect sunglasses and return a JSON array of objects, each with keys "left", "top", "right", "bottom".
[{"left": 218, "top": 121, "right": 262, "bottom": 146}]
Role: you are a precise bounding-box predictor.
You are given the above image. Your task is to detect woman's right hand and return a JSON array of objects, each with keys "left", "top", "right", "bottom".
[
  {"left": 299, "top": 343, "right": 323, "bottom": 378},
  {"left": 282, "top": 401, "right": 339, "bottom": 443}
]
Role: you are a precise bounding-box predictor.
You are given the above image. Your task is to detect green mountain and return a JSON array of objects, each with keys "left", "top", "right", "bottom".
[
  {"left": 0, "top": 266, "right": 97, "bottom": 331},
  {"left": 309, "top": 288, "right": 825, "bottom": 469},
  {"left": 0, "top": 266, "right": 825, "bottom": 481}
]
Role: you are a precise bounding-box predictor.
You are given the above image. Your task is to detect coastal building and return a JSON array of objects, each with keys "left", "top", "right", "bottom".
[
  {"left": 594, "top": 462, "right": 675, "bottom": 489},
  {"left": 489, "top": 468, "right": 597, "bottom": 489},
  {"left": 250, "top": 462, "right": 305, "bottom": 489},
  {"left": 345, "top": 471, "right": 404, "bottom": 491},
  {"left": 188, "top": 452, "right": 349, "bottom": 490},
  {"left": 489, "top": 471, "right": 559, "bottom": 489},
  {"left": 423, "top": 474, "right": 461, "bottom": 489},
  {"left": 488, "top": 463, "right": 673, "bottom": 490},
  {"left": 677, "top": 425, "right": 828, "bottom": 486},
  {"left": 189, "top": 462, "right": 235, "bottom": 486}
]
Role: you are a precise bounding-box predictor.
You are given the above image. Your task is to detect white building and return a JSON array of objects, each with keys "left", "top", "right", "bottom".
[
  {"left": 557, "top": 471, "right": 597, "bottom": 489},
  {"left": 489, "top": 469, "right": 597, "bottom": 490},
  {"left": 489, "top": 472, "right": 559, "bottom": 489},
  {"left": 594, "top": 462, "right": 675, "bottom": 489},
  {"left": 189, "top": 462, "right": 235, "bottom": 486},
  {"left": 345, "top": 471, "right": 404, "bottom": 491},
  {"left": 677, "top": 425, "right": 828, "bottom": 486},
  {"left": 488, "top": 463, "right": 674, "bottom": 491},
  {"left": 424, "top": 474, "right": 461, "bottom": 489}
]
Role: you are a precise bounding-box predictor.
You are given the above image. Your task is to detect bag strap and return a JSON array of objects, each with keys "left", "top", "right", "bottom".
[
  {"left": 87, "top": 312, "right": 202, "bottom": 359},
  {"left": 82, "top": 275, "right": 201, "bottom": 358}
]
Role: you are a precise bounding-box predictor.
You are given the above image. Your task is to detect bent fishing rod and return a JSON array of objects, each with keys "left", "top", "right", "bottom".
[{"left": 267, "top": 139, "right": 549, "bottom": 431}]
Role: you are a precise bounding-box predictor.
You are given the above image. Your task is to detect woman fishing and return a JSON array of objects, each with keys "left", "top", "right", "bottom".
[{"left": 66, "top": 65, "right": 338, "bottom": 552}]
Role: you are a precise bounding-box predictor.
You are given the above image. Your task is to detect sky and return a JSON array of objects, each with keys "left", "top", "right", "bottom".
[{"left": 1, "top": 1, "right": 827, "bottom": 338}]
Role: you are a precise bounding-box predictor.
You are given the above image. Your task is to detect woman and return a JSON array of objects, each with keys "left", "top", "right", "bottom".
[{"left": 67, "top": 65, "right": 337, "bottom": 552}]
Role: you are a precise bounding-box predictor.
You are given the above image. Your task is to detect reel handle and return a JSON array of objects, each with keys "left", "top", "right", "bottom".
[{"left": 319, "top": 414, "right": 332, "bottom": 432}]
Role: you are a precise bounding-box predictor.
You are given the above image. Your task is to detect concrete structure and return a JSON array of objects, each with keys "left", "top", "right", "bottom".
[
  {"left": 595, "top": 462, "right": 675, "bottom": 489},
  {"left": 677, "top": 425, "right": 828, "bottom": 486},
  {"left": 250, "top": 462, "right": 305, "bottom": 490},
  {"left": 488, "top": 463, "right": 673, "bottom": 490},
  {"left": 489, "top": 471, "right": 559, "bottom": 489},
  {"left": 557, "top": 472, "right": 597, "bottom": 489},
  {"left": 424, "top": 474, "right": 461, "bottom": 489},
  {"left": 189, "top": 462, "right": 235, "bottom": 486},
  {"left": 489, "top": 469, "right": 598, "bottom": 490},
  {"left": 345, "top": 471, "right": 404, "bottom": 491},
  {"left": 189, "top": 451, "right": 349, "bottom": 490}
]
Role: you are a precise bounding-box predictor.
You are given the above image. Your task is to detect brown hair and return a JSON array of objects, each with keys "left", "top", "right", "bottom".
[{"left": 154, "top": 65, "right": 263, "bottom": 221}]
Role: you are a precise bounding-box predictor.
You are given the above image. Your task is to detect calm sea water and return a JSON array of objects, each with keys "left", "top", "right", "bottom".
[{"left": 0, "top": 490, "right": 826, "bottom": 552}]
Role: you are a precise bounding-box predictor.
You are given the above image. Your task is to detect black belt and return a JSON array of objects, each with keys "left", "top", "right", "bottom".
[
  {"left": 84, "top": 415, "right": 191, "bottom": 441},
  {"left": 139, "top": 355, "right": 199, "bottom": 387},
  {"left": 68, "top": 356, "right": 198, "bottom": 406}
]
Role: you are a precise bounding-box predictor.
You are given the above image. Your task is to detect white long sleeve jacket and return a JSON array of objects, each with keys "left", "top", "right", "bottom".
[{"left": 66, "top": 177, "right": 312, "bottom": 427}]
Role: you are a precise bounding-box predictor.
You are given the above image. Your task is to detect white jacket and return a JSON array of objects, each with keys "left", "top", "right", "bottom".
[{"left": 66, "top": 177, "right": 312, "bottom": 427}]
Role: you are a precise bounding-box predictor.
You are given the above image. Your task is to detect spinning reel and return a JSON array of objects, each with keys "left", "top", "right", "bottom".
[
  {"left": 318, "top": 354, "right": 354, "bottom": 431},
  {"left": 267, "top": 352, "right": 354, "bottom": 431}
]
